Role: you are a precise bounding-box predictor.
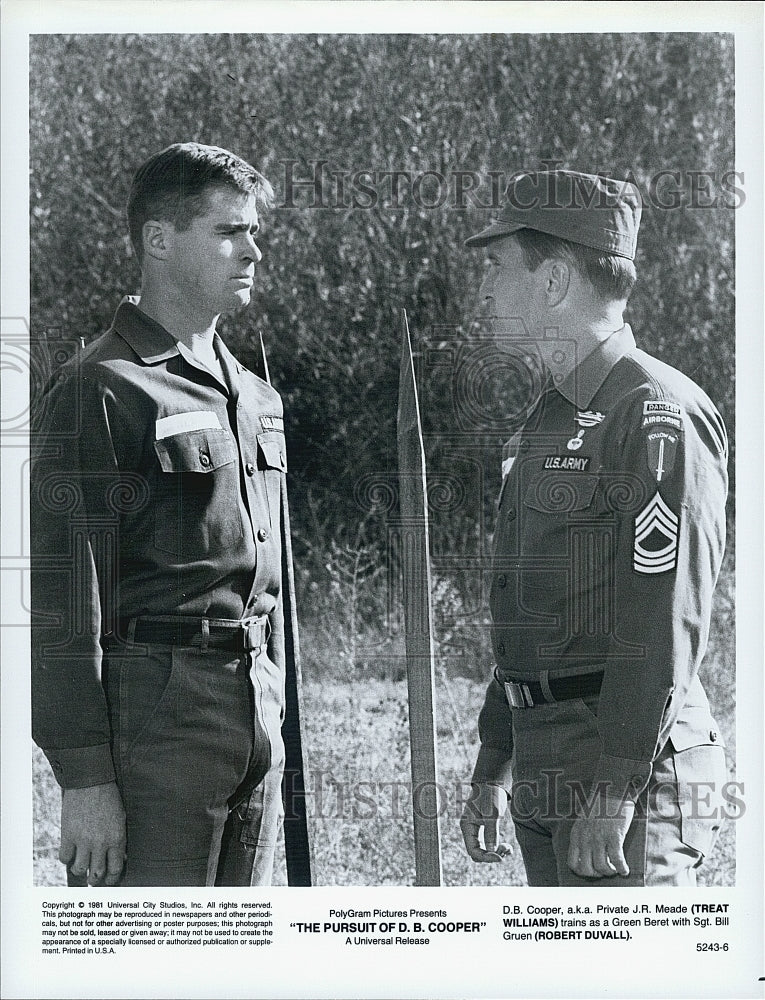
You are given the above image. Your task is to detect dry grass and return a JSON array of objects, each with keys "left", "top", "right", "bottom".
[
  {"left": 33, "top": 670, "right": 734, "bottom": 888},
  {"left": 33, "top": 562, "right": 735, "bottom": 887}
]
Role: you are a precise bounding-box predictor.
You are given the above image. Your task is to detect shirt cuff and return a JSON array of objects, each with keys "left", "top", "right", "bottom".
[
  {"left": 471, "top": 746, "right": 514, "bottom": 793},
  {"left": 591, "top": 753, "right": 653, "bottom": 803},
  {"left": 43, "top": 744, "right": 116, "bottom": 789}
]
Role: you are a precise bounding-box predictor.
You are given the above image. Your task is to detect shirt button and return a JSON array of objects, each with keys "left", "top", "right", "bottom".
[
  {"left": 248, "top": 594, "right": 259, "bottom": 608},
  {"left": 497, "top": 641, "right": 506, "bottom": 656},
  {"left": 506, "top": 508, "right": 517, "bottom": 521},
  {"left": 199, "top": 452, "right": 210, "bottom": 467},
  {"left": 497, "top": 573, "right": 508, "bottom": 588},
  {"left": 245, "top": 462, "right": 256, "bottom": 476},
  {"left": 520, "top": 441, "right": 530, "bottom": 452},
  {"left": 709, "top": 730, "right": 718, "bottom": 743},
  {"left": 257, "top": 528, "right": 269, "bottom": 542}
]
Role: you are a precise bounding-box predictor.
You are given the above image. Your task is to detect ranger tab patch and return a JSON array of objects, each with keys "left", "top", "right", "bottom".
[
  {"left": 641, "top": 400, "right": 683, "bottom": 431},
  {"left": 633, "top": 492, "right": 679, "bottom": 574}
]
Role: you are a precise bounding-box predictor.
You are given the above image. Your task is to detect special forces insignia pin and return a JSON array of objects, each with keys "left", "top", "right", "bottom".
[{"left": 633, "top": 492, "right": 680, "bottom": 574}]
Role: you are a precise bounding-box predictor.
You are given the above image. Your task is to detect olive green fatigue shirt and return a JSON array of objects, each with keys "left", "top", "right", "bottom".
[
  {"left": 31, "top": 299, "right": 287, "bottom": 789},
  {"left": 474, "top": 324, "right": 728, "bottom": 801}
]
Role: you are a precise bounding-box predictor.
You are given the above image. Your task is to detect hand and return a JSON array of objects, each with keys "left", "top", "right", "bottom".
[
  {"left": 60, "top": 782, "right": 126, "bottom": 886},
  {"left": 460, "top": 782, "right": 513, "bottom": 863},
  {"left": 567, "top": 795, "right": 635, "bottom": 878}
]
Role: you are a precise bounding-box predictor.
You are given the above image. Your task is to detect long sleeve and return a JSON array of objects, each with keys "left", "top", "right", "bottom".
[
  {"left": 470, "top": 675, "right": 514, "bottom": 791},
  {"left": 590, "top": 385, "right": 728, "bottom": 801},
  {"left": 31, "top": 371, "right": 129, "bottom": 788}
]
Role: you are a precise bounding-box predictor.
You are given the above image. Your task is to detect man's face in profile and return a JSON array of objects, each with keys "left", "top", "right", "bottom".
[
  {"left": 478, "top": 235, "right": 538, "bottom": 336},
  {"left": 164, "top": 186, "right": 262, "bottom": 317}
]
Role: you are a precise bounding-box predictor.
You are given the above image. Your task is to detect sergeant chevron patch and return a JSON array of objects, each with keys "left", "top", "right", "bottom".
[{"left": 633, "top": 492, "right": 680, "bottom": 574}]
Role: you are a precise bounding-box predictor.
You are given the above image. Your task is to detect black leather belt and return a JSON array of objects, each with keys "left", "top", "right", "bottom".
[
  {"left": 496, "top": 668, "right": 603, "bottom": 709},
  {"left": 107, "top": 615, "right": 269, "bottom": 653}
]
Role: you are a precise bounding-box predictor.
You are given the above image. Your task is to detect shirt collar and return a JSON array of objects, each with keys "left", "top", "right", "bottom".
[
  {"left": 112, "top": 296, "right": 180, "bottom": 364},
  {"left": 213, "top": 332, "right": 245, "bottom": 378},
  {"left": 554, "top": 323, "right": 636, "bottom": 408}
]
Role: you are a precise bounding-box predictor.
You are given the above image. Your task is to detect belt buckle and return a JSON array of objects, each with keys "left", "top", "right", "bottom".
[
  {"left": 240, "top": 620, "right": 264, "bottom": 653},
  {"left": 504, "top": 681, "right": 534, "bottom": 709}
]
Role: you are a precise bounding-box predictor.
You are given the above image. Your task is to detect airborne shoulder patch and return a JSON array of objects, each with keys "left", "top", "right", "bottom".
[
  {"left": 633, "top": 492, "right": 680, "bottom": 574},
  {"left": 641, "top": 399, "right": 684, "bottom": 431},
  {"left": 641, "top": 400, "right": 683, "bottom": 482}
]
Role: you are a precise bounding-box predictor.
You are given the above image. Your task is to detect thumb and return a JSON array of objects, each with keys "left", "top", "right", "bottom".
[
  {"left": 483, "top": 817, "right": 499, "bottom": 853},
  {"left": 59, "top": 834, "right": 75, "bottom": 867}
]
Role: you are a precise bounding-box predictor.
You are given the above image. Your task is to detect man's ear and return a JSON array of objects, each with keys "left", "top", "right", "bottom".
[
  {"left": 142, "top": 220, "right": 171, "bottom": 262},
  {"left": 545, "top": 258, "right": 571, "bottom": 307}
]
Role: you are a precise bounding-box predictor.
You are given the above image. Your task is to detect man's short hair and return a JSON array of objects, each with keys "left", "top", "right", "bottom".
[
  {"left": 513, "top": 228, "right": 637, "bottom": 303},
  {"left": 127, "top": 142, "right": 275, "bottom": 263}
]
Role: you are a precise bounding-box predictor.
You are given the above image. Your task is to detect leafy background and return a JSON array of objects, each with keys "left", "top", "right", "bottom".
[{"left": 31, "top": 33, "right": 735, "bottom": 886}]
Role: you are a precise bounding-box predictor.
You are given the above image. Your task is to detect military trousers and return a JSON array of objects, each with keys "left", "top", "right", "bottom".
[
  {"left": 71, "top": 638, "right": 285, "bottom": 887},
  {"left": 508, "top": 693, "right": 728, "bottom": 886}
]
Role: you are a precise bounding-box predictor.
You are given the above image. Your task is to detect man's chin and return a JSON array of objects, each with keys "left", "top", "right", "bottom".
[{"left": 223, "top": 290, "right": 252, "bottom": 314}]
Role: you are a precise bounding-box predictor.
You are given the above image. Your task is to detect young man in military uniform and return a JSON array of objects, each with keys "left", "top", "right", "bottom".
[
  {"left": 460, "top": 170, "right": 729, "bottom": 886},
  {"left": 32, "top": 143, "right": 289, "bottom": 887}
]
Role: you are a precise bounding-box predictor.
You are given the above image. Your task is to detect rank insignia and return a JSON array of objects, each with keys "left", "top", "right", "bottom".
[
  {"left": 633, "top": 492, "right": 679, "bottom": 574},
  {"left": 646, "top": 428, "right": 679, "bottom": 482},
  {"left": 575, "top": 410, "right": 605, "bottom": 427}
]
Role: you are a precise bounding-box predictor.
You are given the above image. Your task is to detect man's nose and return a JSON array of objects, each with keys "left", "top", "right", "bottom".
[{"left": 243, "top": 235, "right": 262, "bottom": 263}]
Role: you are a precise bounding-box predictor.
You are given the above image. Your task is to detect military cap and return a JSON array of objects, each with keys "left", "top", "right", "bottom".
[{"left": 465, "top": 169, "right": 642, "bottom": 260}]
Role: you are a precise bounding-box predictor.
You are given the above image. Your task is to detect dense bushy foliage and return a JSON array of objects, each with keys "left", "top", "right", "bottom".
[{"left": 30, "top": 33, "right": 735, "bottom": 594}]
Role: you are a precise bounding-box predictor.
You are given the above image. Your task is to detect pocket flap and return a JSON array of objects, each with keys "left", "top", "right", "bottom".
[
  {"left": 257, "top": 431, "right": 287, "bottom": 472},
  {"left": 523, "top": 473, "right": 598, "bottom": 513},
  {"left": 153, "top": 428, "right": 237, "bottom": 473},
  {"left": 668, "top": 711, "right": 725, "bottom": 752}
]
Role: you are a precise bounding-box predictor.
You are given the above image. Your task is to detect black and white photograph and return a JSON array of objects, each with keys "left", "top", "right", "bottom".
[{"left": 1, "top": 2, "right": 762, "bottom": 998}]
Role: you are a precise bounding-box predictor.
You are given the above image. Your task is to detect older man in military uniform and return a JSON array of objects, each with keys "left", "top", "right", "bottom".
[
  {"left": 460, "top": 170, "right": 729, "bottom": 886},
  {"left": 31, "top": 143, "right": 288, "bottom": 887}
]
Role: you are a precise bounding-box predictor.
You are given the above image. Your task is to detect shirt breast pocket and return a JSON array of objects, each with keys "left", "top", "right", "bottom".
[
  {"left": 257, "top": 430, "right": 287, "bottom": 530},
  {"left": 152, "top": 428, "right": 243, "bottom": 557},
  {"left": 520, "top": 472, "right": 601, "bottom": 599}
]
